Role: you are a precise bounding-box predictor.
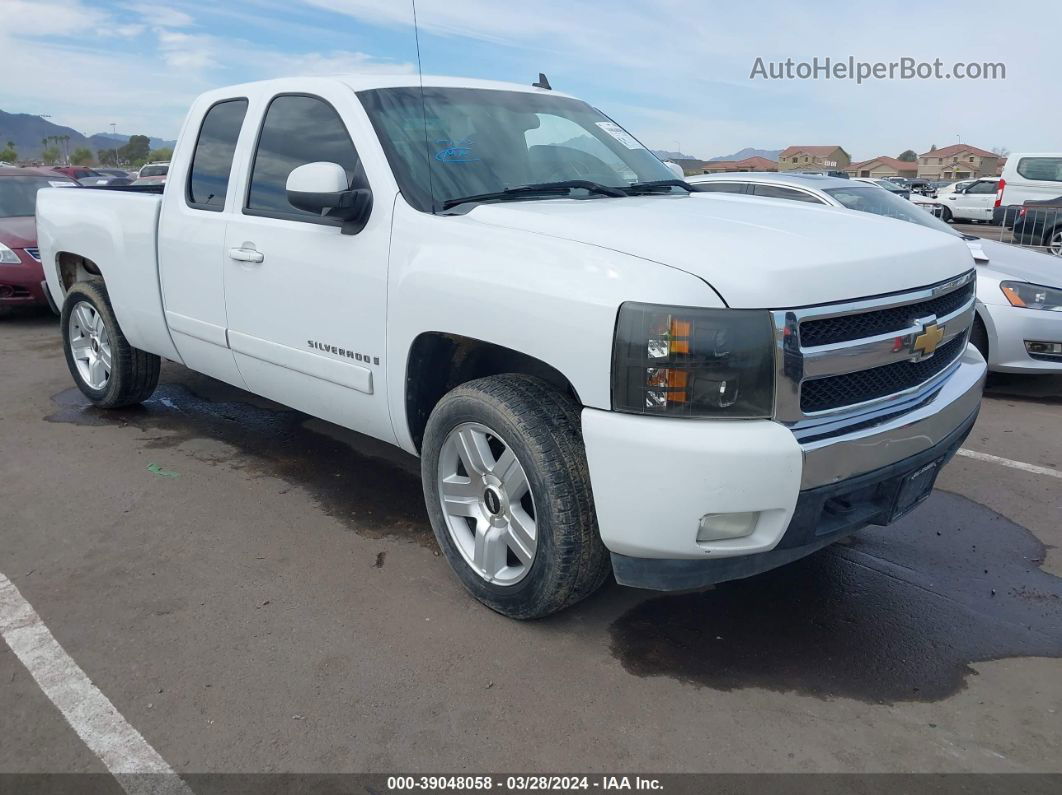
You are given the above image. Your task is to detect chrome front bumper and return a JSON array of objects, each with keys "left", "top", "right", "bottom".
[{"left": 799, "top": 346, "right": 986, "bottom": 489}]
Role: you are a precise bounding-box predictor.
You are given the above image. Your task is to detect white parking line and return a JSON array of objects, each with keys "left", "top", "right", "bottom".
[
  {"left": 957, "top": 448, "right": 1062, "bottom": 480},
  {"left": 0, "top": 572, "right": 192, "bottom": 795}
]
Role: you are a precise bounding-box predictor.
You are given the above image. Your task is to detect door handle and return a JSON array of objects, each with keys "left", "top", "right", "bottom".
[{"left": 229, "top": 247, "right": 264, "bottom": 263}]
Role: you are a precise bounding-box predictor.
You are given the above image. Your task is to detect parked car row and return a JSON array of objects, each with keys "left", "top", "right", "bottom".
[
  {"left": 0, "top": 167, "right": 79, "bottom": 315},
  {"left": 687, "top": 171, "right": 1062, "bottom": 374}
]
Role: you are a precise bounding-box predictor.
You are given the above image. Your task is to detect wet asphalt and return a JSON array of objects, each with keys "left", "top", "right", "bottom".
[{"left": 1, "top": 309, "right": 1060, "bottom": 773}]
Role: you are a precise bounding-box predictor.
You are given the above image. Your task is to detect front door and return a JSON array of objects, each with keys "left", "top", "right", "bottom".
[{"left": 222, "top": 90, "right": 395, "bottom": 444}]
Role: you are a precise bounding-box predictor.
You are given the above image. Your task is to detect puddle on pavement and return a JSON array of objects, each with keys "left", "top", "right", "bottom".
[
  {"left": 46, "top": 376, "right": 433, "bottom": 546},
  {"left": 610, "top": 491, "right": 1061, "bottom": 703}
]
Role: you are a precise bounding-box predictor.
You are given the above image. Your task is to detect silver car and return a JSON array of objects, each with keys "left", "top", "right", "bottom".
[{"left": 688, "top": 172, "right": 1062, "bottom": 373}]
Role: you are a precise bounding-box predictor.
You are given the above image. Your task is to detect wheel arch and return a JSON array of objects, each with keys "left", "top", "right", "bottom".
[
  {"left": 56, "top": 251, "right": 105, "bottom": 294},
  {"left": 404, "top": 332, "right": 583, "bottom": 453}
]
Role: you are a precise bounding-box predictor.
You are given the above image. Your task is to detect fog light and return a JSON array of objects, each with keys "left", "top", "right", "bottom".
[
  {"left": 697, "top": 512, "right": 758, "bottom": 542},
  {"left": 1026, "top": 341, "right": 1062, "bottom": 357}
]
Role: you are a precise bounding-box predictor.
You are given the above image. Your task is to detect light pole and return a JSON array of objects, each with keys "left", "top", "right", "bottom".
[{"left": 110, "top": 123, "right": 120, "bottom": 167}]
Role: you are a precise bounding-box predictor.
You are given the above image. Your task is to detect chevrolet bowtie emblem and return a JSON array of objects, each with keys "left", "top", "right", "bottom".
[{"left": 912, "top": 321, "right": 945, "bottom": 358}]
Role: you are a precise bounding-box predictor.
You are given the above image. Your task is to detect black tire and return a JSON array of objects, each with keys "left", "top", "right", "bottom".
[
  {"left": 970, "top": 314, "right": 989, "bottom": 361},
  {"left": 421, "top": 375, "right": 611, "bottom": 619},
  {"left": 60, "top": 280, "right": 160, "bottom": 408},
  {"left": 0, "top": 305, "right": 11, "bottom": 319},
  {"left": 940, "top": 206, "right": 953, "bottom": 223}
]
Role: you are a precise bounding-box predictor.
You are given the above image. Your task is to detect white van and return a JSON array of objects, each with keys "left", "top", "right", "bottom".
[{"left": 995, "top": 153, "right": 1062, "bottom": 223}]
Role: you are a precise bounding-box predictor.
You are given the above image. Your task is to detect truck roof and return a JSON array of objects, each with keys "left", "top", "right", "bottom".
[{"left": 200, "top": 74, "right": 575, "bottom": 99}]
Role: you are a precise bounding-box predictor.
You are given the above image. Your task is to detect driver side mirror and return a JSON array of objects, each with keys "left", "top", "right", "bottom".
[
  {"left": 664, "top": 161, "right": 686, "bottom": 180},
  {"left": 286, "top": 161, "right": 372, "bottom": 235}
]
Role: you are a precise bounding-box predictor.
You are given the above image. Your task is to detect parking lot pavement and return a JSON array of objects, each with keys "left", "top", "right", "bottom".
[{"left": 1, "top": 309, "right": 1060, "bottom": 777}]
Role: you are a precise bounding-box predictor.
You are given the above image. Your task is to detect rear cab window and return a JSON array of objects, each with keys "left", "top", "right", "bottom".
[
  {"left": 245, "top": 94, "right": 366, "bottom": 224},
  {"left": 187, "top": 98, "right": 249, "bottom": 211}
]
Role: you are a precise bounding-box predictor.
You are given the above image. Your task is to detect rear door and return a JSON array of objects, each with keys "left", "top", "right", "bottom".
[
  {"left": 222, "top": 88, "right": 396, "bottom": 444},
  {"left": 158, "top": 96, "right": 249, "bottom": 386}
]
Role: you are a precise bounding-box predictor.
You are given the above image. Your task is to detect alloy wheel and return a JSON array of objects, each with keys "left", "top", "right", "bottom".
[
  {"left": 68, "top": 301, "right": 112, "bottom": 390},
  {"left": 436, "top": 422, "right": 537, "bottom": 586}
]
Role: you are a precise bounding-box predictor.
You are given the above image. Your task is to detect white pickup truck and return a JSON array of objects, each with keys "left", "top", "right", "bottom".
[{"left": 37, "top": 75, "right": 986, "bottom": 618}]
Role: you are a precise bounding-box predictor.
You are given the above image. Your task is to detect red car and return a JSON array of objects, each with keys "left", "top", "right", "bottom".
[
  {"left": 0, "top": 167, "right": 79, "bottom": 316},
  {"left": 50, "top": 165, "right": 102, "bottom": 180}
]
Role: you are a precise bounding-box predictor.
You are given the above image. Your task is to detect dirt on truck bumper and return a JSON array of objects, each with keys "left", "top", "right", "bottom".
[{"left": 582, "top": 346, "right": 987, "bottom": 591}]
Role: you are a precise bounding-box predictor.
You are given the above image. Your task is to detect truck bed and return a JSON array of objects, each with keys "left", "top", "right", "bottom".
[{"left": 36, "top": 186, "right": 181, "bottom": 362}]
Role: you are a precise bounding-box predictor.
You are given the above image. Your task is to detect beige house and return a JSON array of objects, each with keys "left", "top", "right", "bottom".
[
  {"left": 846, "top": 156, "right": 919, "bottom": 179},
  {"left": 701, "top": 156, "right": 778, "bottom": 173},
  {"left": 917, "top": 144, "right": 1000, "bottom": 180},
  {"left": 777, "top": 145, "right": 851, "bottom": 172}
]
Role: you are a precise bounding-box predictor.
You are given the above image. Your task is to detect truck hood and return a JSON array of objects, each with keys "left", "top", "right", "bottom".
[{"left": 465, "top": 193, "right": 974, "bottom": 308}]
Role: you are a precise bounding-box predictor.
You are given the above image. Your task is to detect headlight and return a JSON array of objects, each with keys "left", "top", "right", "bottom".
[
  {"left": 0, "top": 242, "right": 21, "bottom": 264},
  {"left": 612, "top": 302, "right": 775, "bottom": 418},
  {"left": 1000, "top": 281, "right": 1062, "bottom": 311}
]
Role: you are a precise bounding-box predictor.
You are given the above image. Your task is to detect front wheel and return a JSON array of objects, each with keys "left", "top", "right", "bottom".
[
  {"left": 940, "top": 206, "right": 953, "bottom": 223},
  {"left": 61, "top": 280, "right": 160, "bottom": 408},
  {"left": 421, "top": 375, "right": 611, "bottom": 619}
]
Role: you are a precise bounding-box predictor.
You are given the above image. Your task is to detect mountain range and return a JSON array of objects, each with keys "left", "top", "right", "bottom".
[
  {"left": 0, "top": 109, "right": 176, "bottom": 158},
  {"left": 708, "top": 147, "right": 781, "bottom": 162}
]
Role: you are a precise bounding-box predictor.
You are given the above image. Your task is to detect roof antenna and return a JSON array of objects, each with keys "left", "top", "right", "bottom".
[{"left": 532, "top": 72, "right": 552, "bottom": 90}]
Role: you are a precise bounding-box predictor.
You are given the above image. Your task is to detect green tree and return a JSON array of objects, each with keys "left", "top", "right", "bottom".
[
  {"left": 41, "top": 146, "right": 60, "bottom": 164},
  {"left": 897, "top": 150, "right": 917, "bottom": 162},
  {"left": 97, "top": 149, "right": 118, "bottom": 167},
  {"left": 70, "top": 147, "right": 94, "bottom": 166},
  {"left": 148, "top": 147, "right": 173, "bottom": 162},
  {"left": 0, "top": 141, "right": 16, "bottom": 162},
  {"left": 118, "top": 134, "right": 151, "bottom": 166}
]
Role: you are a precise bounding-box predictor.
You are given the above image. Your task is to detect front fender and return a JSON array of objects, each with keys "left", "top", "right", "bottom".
[{"left": 384, "top": 203, "right": 721, "bottom": 453}]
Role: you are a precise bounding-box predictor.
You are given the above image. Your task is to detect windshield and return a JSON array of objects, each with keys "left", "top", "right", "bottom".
[
  {"left": 358, "top": 87, "right": 675, "bottom": 212},
  {"left": 0, "top": 176, "right": 75, "bottom": 217},
  {"left": 140, "top": 164, "right": 168, "bottom": 177},
  {"left": 824, "top": 185, "right": 959, "bottom": 236}
]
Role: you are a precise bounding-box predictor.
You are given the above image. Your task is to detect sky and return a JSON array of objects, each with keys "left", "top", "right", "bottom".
[{"left": 3, "top": 0, "right": 1059, "bottom": 160}]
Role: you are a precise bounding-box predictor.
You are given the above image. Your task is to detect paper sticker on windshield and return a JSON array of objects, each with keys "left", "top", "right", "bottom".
[
  {"left": 49, "top": 181, "right": 77, "bottom": 187},
  {"left": 595, "top": 122, "right": 643, "bottom": 150}
]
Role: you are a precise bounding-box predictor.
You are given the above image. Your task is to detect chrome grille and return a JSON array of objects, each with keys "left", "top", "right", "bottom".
[
  {"left": 771, "top": 271, "right": 977, "bottom": 425},
  {"left": 24, "top": 247, "right": 41, "bottom": 262},
  {"left": 799, "top": 280, "right": 975, "bottom": 346},
  {"left": 801, "top": 334, "right": 966, "bottom": 413}
]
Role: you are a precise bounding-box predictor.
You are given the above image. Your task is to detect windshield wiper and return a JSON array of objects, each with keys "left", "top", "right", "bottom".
[
  {"left": 441, "top": 180, "right": 627, "bottom": 210},
  {"left": 624, "top": 179, "right": 694, "bottom": 195}
]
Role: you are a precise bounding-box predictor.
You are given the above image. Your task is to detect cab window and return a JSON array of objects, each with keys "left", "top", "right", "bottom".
[{"left": 187, "top": 99, "right": 248, "bottom": 211}]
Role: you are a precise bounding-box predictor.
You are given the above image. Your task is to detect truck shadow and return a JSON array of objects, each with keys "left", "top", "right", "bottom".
[
  {"left": 607, "top": 491, "right": 1062, "bottom": 703},
  {"left": 46, "top": 369, "right": 435, "bottom": 547},
  {"left": 44, "top": 369, "right": 1062, "bottom": 704}
]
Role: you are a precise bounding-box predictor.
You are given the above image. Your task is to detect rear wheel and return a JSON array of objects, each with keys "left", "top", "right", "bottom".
[
  {"left": 61, "top": 281, "right": 160, "bottom": 408},
  {"left": 421, "top": 375, "right": 611, "bottom": 619}
]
